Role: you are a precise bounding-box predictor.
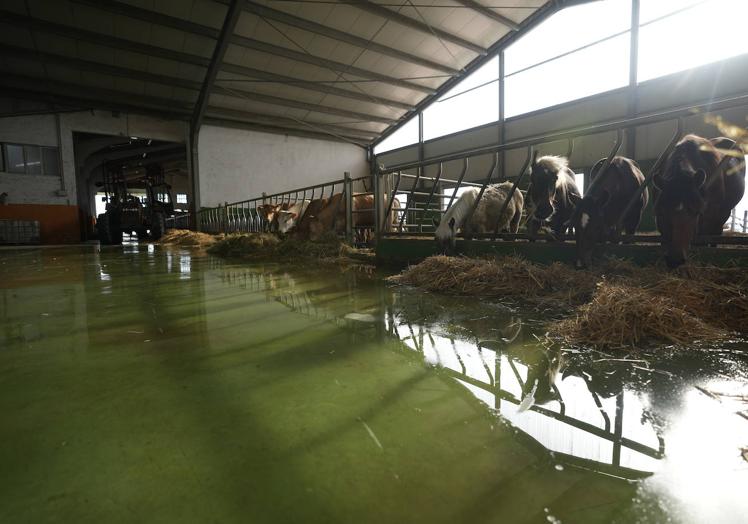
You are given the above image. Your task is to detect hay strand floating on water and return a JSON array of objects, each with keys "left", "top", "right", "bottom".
[{"left": 389, "top": 255, "right": 748, "bottom": 349}]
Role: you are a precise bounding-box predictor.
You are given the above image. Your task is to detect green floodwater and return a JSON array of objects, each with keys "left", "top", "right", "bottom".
[{"left": 1, "top": 244, "right": 747, "bottom": 523}]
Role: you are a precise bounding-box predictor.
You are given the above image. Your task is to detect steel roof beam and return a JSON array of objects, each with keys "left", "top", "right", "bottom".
[
  {"left": 0, "top": 13, "right": 425, "bottom": 105},
  {"left": 230, "top": 35, "right": 439, "bottom": 93},
  {"left": 240, "top": 1, "right": 458, "bottom": 74},
  {"left": 349, "top": 0, "right": 487, "bottom": 54},
  {"left": 0, "top": 10, "right": 212, "bottom": 68},
  {"left": 1, "top": 45, "right": 399, "bottom": 126},
  {"left": 203, "top": 117, "right": 370, "bottom": 145},
  {"left": 206, "top": 107, "right": 378, "bottom": 139},
  {"left": 219, "top": 62, "right": 415, "bottom": 111},
  {"left": 212, "top": 85, "right": 399, "bottom": 124},
  {"left": 192, "top": 0, "right": 243, "bottom": 134},
  {"left": 453, "top": 0, "right": 520, "bottom": 31},
  {"left": 70, "top": 0, "right": 220, "bottom": 39},
  {"left": 0, "top": 44, "right": 202, "bottom": 92},
  {"left": 0, "top": 74, "right": 193, "bottom": 118}
]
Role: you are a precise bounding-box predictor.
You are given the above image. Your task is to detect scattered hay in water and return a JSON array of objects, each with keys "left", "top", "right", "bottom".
[
  {"left": 551, "top": 282, "right": 725, "bottom": 348},
  {"left": 207, "top": 231, "right": 368, "bottom": 264},
  {"left": 158, "top": 229, "right": 219, "bottom": 247},
  {"left": 389, "top": 255, "right": 748, "bottom": 348}
]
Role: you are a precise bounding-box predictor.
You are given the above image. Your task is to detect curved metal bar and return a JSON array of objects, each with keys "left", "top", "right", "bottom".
[
  {"left": 445, "top": 157, "right": 470, "bottom": 212},
  {"left": 615, "top": 117, "right": 684, "bottom": 232},
  {"left": 399, "top": 168, "right": 422, "bottom": 230},
  {"left": 583, "top": 128, "right": 624, "bottom": 199},
  {"left": 492, "top": 146, "right": 533, "bottom": 240},
  {"left": 418, "top": 162, "right": 443, "bottom": 232},
  {"left": 568, "top": 129, "right": 623, "bottom": 228},
  {"left": 381, "top": 171, "right": 403, "bottom": 231},
  {"left": 461, "top": 152, "right": 499, "bottom": 238}
]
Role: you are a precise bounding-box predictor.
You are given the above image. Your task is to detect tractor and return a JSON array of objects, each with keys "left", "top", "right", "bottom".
[{"left": 96, "top": 164, "right": 174, "bottom": 244}]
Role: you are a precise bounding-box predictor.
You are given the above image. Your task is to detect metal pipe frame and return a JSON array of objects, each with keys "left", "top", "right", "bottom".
[
  {"left": 219, "top": 62, "right": 416, "bottom": 111},
  {"left": 71, "top": 0, "right": 221, "bottom": 39},
  {"left": 239, "top": 1, "right": 459, "bottom": 75},
  {"left": 228, "top": 35, "right": 437, "bottom": 94},
  {"left": 196, "top": 0, "right": 242, "bottom": 134},
  {"left": 0, "top": 10, "right": 435, "bottom": 99},
  {"left": 461, "top": 152, "right": 499, "bottom": 235},
  {"left": 381, "top": 172, "right": 403, "bottom": 232},
  {"left": 348, "top": 0, "right": 487, "bottom": 54},
  {"left": 491, "top": 146, "right": 532, "bottom": 240},
  {"left": 453, "top": 0, "right": 520, "bottom": 30},
  {"left": 417, "top": 163, "right": 444, "bottom": 232}
]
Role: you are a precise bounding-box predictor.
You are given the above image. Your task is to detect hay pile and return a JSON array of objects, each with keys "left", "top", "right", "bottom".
[
  {"left": 551, "top": 282, "right": 724, "bottom": 347},
  {"left": 207, "top": 231, "right": 367, "bottom": 263},
  {"left": 388, "top": 255, "right": 596, "bottom": 306},
  {"left": 158, "top": 229, "right": 219, "bottom": 247},
  {"left": 389, "top": 255, "right": 748, "bottom": 348}
]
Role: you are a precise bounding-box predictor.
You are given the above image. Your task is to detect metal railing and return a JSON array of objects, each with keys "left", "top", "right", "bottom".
[
  {"left": 726, "top": 209, "right": 748, "bottom": 233},
  {"left": 373, "top": 92, "right": 748, "bottom": 246},
  {"left": 196, "top": 172, "right": 374, "bottom": 243},
  {"left": 165, "top": 213, "right": 191, "bottom": 230}
]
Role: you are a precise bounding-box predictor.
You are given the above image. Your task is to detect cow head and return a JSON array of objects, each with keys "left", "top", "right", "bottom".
[
  {"left": 256, "top": 204, "right": 279, "bottom": 226},
  {"left": 654, "top": 168, "right": 707, "bottom": 269},
  {"left": 277, "top": 210, "right": 299, "bottom": 234},
  {"left": 527, "top": 152, "right": 559, "bottom": 222},
  {"left": 574, "top": 190, "right": 610, "bottom": 269},
  {"left": 433, "top": 216, "right": 457, "bottom": 254}
]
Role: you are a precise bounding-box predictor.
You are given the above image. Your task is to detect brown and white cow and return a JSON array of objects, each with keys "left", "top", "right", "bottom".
[
  {"left": 293, "top": 197, "right": 329, "bottom": 238},
  {"left": 276, "top": 200, "right": 310, "bottom": 234},
  {"left": 306, "top": 193, "right": 375, "bottom": 240},
  {"left": 654, "top": 134, "right": 746, "bottom": 268}
]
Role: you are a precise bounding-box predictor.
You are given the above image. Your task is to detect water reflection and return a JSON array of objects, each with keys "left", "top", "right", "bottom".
[
  {"left": 219, "top": 263, "right": 748, "bottom": 520},
  {"left": 2, "top": 247, "right": 746, "bottom": 522}
]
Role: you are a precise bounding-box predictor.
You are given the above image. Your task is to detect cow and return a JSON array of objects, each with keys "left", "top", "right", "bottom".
[
  {"left": 256, "top": 202, "right": 294, "bottom": 231},
  {"left": 526, "top": 154, "right": 582, "bottom": 239},
  {"left": 276, "top": 200, "right": 310, "bottom": 234},
  {"left": 574, "top": 156, "right": 649, "bottom": 269},
  {"left": 654, "top": 134, "right": 746, "bottom": 268},
  {"left": 293, "top": 197, "right": 329, "bottom": 238},
  {"left": 307, "top": 193, "right": 376, "bottom": 241}
]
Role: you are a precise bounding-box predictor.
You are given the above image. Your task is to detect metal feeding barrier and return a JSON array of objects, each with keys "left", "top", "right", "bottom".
[
  {"left": 165, "top": 213, "right": 191, "bottom": 230},
  {"left": 374, "top": 92, "right": 748, "bottom": 247},
  {"left": 196, "top": 172, "right": 374, "bottom": 243}
]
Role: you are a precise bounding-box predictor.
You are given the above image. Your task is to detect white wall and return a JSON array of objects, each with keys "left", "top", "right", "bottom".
[{"left": 197, "top": 126, "right": 368, "bottom": 208}]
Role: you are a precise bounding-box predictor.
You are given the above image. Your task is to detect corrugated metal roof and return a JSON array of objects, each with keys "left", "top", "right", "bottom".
[{"left": 0, "top": 0, "right": 565, "bottom": 145}]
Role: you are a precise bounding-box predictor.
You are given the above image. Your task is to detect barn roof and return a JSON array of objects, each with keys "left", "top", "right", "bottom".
[{"left": 0, "top": 0, "right": 588, "bottom": 146}]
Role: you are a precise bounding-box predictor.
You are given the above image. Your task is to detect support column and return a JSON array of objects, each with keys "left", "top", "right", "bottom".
[{"left": 626, "top": 0, "right": 641, "bottom": 160}]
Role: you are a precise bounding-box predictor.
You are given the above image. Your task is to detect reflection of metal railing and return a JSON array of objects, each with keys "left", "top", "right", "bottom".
[
  {"left": 374, "top": 92, "right": 748, "bottom": 247},
  {"left": 196, "top": 173, "right": 373, "bottom": 243},
  {"left": 386, "top": 314, "right": 665, "bottom": 479},
  {"left": 220, "top": 266, "right": 665, "bottom": 479},
  {"left": 165, "top": 213, "right": 190, "bottom": 230}
]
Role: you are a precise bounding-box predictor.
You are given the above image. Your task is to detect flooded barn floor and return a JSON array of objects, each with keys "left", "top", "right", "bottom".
[{"left": 1, "top": 244, "right": 747, "bottom": 523}]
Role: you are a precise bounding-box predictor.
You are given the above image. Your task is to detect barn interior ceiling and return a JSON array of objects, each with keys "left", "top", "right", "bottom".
[{"left": 0, "top": 0, "right": 590, "bottom": 146}]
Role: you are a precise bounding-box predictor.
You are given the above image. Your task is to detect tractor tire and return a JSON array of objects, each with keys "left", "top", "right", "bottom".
[
  {"left": 150, "top": 212, "right": 166, "bottom": 240},
  {"left": 97, "top": 212, "right": 123, "bottom": 245}
]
